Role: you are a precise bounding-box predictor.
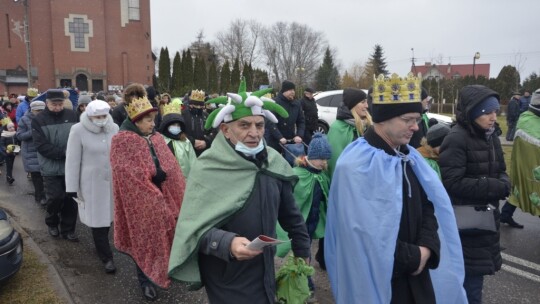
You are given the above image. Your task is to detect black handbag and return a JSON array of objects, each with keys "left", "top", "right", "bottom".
[{"left": 453, "top": 204, "right": 497, "bottom": 233}]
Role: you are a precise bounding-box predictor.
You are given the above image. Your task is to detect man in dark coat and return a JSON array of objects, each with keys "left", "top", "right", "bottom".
[
  {"left": 519, "top": 90, "right": 531, "bottom": 113},
  {"left": 32, "top": 89, "right": 79, "bottom": 241},
  {"left": 325, "top": 73, "right": 465, "bottom": 303},
  {"left": 506, "top": 92, "right": 521, "bottom": 141},
  {"left": 168, "top": 82, "right": 310, "bottom": 303},
  {"left": 300, "top": 87, "right": 318, "bottom": 144},
  {"left": 265, "top": 80, "right": 305, "bottom": 151},
  {"left": 439, "top": 85, "right": 508, "bottom": 304},
  {"left": 181, "top": 90, "right": 215, "bottom": 156}
]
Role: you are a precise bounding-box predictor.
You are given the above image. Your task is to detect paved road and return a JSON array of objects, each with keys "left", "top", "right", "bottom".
[{"left": 1, "top": 156, "right": 539, "bottom": 303}]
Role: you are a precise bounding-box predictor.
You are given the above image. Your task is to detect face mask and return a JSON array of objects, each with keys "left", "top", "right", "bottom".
[
  {"left": 235, "top": 140, "right": 264, "bottom": 157},
  {"left": 168, "top": 125, "right": 182, "bottom": 135},
  {"left": 92, "top": 118, "right": 108, "bottom": 127}
]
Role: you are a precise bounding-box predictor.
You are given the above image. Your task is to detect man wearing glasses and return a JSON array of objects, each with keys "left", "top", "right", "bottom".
[{"left": 325, "top": 74, "right": 466, "bottom": 304}]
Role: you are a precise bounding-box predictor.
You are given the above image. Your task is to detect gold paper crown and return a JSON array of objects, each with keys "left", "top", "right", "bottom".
[
  {"left": 162, "top": 102, "right": 182, "bottom": 116},
  {"left": 189, "top": 90, "right": 206, "bottom": 102},
  {"left": 125, "top": 96, "right": 154, "bottom": 121},
  {"left": 1, "top": 117, "right": 13, "bottom": 127},
  {"left": 373, "top": 72, "right": 422, "bottom": 104}
]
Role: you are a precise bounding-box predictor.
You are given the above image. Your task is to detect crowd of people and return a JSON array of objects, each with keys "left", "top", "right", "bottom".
[{"left": 1, "top": 74, "right": 538, "bottom": 304}]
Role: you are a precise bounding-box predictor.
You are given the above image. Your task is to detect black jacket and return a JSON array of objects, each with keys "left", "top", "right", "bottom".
[
  {"left": 507, "top": 97, "right": 521, "bottom": 123},
  {"left": 181, "top": 108, "right": 215, "bottom": 156},
  {"left": 265, "top": 93, "right": 305, "bottom": 151},
  {"left": 439, "top": 85, "right": 507, "bottom": 276},
  {"left": 365, "top": 127, "right": 440, "bottom": 304},
  {"left": 300, "top": 95, "right": 318, "bottom": 131}
]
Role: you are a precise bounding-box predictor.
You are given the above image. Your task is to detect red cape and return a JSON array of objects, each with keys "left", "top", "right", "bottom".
[{"left": 111, "top": 130, "right": 185, "bottom": 288}]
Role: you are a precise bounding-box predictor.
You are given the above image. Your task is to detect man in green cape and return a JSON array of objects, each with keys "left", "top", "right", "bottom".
[
  {"left": 168, "top": 79, "right": 310, "bottom": 304},
  {"left": 504, "top": 88, "right": 540, "bottom": 220}
]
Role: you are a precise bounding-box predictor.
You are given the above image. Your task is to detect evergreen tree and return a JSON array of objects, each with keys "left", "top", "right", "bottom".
[
  {"left": 242, "top": 62, "right": 252, "bottom": 91},
  {"left": 315, "top": 47, "right": 341, "bottom": 91},
  {"left": 208, "top": 61, "right": 218, "bottom": 94},
  {"left": 184, "top": 49, "right": 194, "bottom": 90},
  {"left": 171, "top": 51, "right": 182, "bottom": 96},
  {"left": 193, "top": 57, "right": 208, "bottom": 90},
  {"left": 252, "top": 68, "right": 269, "bottom": 90},
  {"left": 220, "top": 60, "right": 231, "bottom": 94},
  {"left": 523, "top": 72, "right": 540, "bottom": 94},
  {"left": 364, "top": 44, "right": 389, "bottom": 77},
  {"left": 158, "top": 47, "right": 171, "bottom": 93},
  {"left": 230, "top": 57, "right": 241, "bottom": 92},
  {"left": 496, "top": 65, "right": 520, "bottom": 101}
]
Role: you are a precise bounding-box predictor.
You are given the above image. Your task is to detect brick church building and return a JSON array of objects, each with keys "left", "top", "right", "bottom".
[{"left": 1, "top": 0, "right": 154, "bottom": 96}]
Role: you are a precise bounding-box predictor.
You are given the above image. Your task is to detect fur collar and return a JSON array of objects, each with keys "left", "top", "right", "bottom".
[{"left": 80, "top": 112, "right": 115, "bottom": 134}]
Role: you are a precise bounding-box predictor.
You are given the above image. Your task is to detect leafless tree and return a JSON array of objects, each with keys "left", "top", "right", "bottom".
[
  {"left": 215, "top": 19, "right": 263, "bottom": 68},
  {"left": 261, "top": 22, "right": 327, "bottom": 85}
]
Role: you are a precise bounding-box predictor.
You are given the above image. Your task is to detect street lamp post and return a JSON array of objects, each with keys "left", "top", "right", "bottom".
[
  {"left": 14, "top": 0, "right": 32, "bottom": 88},
  {"left": 472, "top": 52, "right": 480, "bottom": 79}
]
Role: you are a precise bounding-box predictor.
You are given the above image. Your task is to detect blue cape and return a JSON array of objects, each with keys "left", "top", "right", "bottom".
[{"left": 325, "top": 138, "right": 467, "bottom": 304}]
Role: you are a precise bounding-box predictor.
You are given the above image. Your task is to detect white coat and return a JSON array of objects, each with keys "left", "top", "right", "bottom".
[{"left": 65, "top": 112, "right": 119, "bottom": 227}]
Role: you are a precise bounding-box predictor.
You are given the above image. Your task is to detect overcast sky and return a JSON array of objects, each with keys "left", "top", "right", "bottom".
[{"left": 151, "top": 0, "right": 540, "bottom": 83}]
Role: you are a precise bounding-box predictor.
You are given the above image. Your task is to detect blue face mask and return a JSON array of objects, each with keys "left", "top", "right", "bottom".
[
  {"left": 168, "top": 125, "right": 181, "bottom": 135},
  {"left": 235, "top": 139, "right": 264, "bottom": 157}
]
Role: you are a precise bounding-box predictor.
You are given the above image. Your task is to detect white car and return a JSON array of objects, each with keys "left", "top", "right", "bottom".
[{"left": 314, "top": 90, "right": 452, "bottom": 133}]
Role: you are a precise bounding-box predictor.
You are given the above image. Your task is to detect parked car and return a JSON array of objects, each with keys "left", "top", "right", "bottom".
[
  {"left": 314, "top": 90, "right": 452, "bottom": 133},
  {"left": 0, "top": 208, "right": 23, "bottom": 283}
]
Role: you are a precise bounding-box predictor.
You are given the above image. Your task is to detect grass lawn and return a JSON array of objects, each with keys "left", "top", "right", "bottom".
[{"left": 0, "top": 243, "right": 63, "bottom": 304}]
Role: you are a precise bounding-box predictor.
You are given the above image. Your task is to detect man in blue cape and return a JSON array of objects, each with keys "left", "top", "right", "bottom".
[{"left": 325, "top": 73, "right": 467, "bottom": 303}]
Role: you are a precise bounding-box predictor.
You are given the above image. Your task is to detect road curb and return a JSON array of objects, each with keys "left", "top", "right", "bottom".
[{"left": 5, "top": 209, "right": 75, "bottom": 304}]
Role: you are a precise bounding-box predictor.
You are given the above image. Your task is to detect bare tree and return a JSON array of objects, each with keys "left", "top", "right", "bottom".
[
  {"left": 261, "top": 22, "right": 327, "bottom": 86},
  {"left": 215, "top": 19, "right": 263, "bottom": 68},
  {"left": 513, "top": 51, "right": 527, "bottom": 88}
]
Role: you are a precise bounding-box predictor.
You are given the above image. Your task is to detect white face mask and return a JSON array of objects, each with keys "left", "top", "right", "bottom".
[
  {"left": 92, "top": 117, "right": 108, "bottom": 127},
  {"left": 168, "top": 125, "right": 182, "bottom": 135},
  {"left": 235, "top": 139, "right": 264, "bottom": 157}
]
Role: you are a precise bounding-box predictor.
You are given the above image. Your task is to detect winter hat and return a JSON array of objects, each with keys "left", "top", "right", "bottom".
[
  {"left": 86, "top": 100, "right": 110, "bottom": 117},
  {"left": 78, "top": 95, "right": 92, "bottom": 105},
  {"left": 469, "top": 96, "right": 500, "bottom": 121},
  {"left": 343, "top": 88, "right": 367, "bottom": 110},
  {"left": 280, "top": 80, "right": 296, "bottom": 94},
  {"left": 46, "top": 89, "right": 65, "bottom": 102},
  {"left": 30, "top": 100, "right": 45, "bottom": 110},
  {"left": 304, "top": 87, "right": 315, "bottom": 93},
  {"left": 307, "top": 132, "right": 332, "bottom": 160},
  {"left": 371, "top": 73, "right": 423, "bottom": 123},
  {"left": 426, "top": 123, "right": 451, "bottom": 148},
  {"left": 529, "top": 88, "right": 540, "bottom": 110},
  {"left": 205, "top": 77, "right": 288, "bottom": 129},
  {"left": 27, "top": 87, "right": 38, "bottom": 98}
]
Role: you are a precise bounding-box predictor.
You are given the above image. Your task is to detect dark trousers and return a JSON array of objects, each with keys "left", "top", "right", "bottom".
[
  {"left": 506, "top": 121, "right": 517, "bottom": 141},
  {"left": 136, "top": 265, "right": 154, "bottom": 287},
  {"left": 30, "top": 171, "right": 45, "bottom": 202},
  {"left": 91, "top": 227, "right": 113, "bottom": 262},
  {"left": 43, "top": 176, "right": 78, "bottom": 235},
  {"left": 463, "top": 274, "right": 484, "bottom": 304},
  {"left": 501, "top": 201, "right": 517, "bottom": 220},
  {"left": 5, "top": 154, "right": 15, "bottom": 179}
]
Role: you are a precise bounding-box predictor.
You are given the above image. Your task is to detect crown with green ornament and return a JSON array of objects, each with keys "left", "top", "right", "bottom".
[{"left": 204, "top": 77, "right": 288, "bottom": 129}]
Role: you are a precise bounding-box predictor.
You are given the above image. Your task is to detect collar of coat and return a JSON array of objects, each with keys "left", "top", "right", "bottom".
[{"left": 80, "top": 112, "right": 116, "bottom": 134}]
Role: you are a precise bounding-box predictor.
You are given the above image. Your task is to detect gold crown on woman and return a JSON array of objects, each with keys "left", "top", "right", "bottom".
[
  {"left": 162, "top": 102, "right": 182, "bottom": 116},
  {"left": 189, "top": 90, "right": 206, "bottom": 102},
  {"left": 0, "top": 117, "right": 12, "bottom": 127},
  {"left": 373, "top": 72, "right": 422, "bottom": 104},
  {"left": 126, "top": 96, "right": 153, "bottom": 120}
]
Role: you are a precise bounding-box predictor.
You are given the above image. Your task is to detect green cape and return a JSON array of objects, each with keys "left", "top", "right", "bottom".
[
  {"left": 163, "top": 137, "right": 197, "bottom": 179},
  {"left": 275, "top": 166, "right": 330, "bottom": 257},
  {"left": 168, "top": 132, "right": 297, "bottom": 288},
  {"left": 327, "top": 120, "right": 359, "bottom": 178},
  {"left": 508, "top": 111, "right": 540, "bottom": 216}
]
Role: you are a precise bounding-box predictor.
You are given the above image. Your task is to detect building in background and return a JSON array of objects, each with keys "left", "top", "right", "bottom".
[
  {"left": 412, "top": 62, "right": 490, "bottom": 80},
  {"left": 0, "top": 0, "right": 154, "bottom": 96}
]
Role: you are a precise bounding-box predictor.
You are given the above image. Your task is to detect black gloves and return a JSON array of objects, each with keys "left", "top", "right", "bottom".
[
  {"left": 66, "top": 192, "right": 77, "bottom": 198},
  {"left": 151, "top": 167, "right": 167, "bottom": 189}
]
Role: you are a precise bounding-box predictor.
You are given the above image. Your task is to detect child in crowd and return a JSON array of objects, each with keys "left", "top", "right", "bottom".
[
  {"left": 0, "top": 122, "right": 20, "bottom": 184},
  {"left": 417, "top": 122, "right": 451, "bottom": 179}
]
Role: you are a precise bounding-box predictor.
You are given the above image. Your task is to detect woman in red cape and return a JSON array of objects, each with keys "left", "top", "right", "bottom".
[{"left": 110, "top": 83, "right": 185, "bottom": 301}]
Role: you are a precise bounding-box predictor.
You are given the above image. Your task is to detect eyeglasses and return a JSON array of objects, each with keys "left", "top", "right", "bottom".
[{"left": 399, "top": 116, "right": 423, "bottom": 127}]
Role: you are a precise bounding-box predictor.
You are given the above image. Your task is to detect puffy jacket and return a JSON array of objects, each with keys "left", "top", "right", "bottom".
[
  {"left": 31, "top": 108, "right": 77, "bottom": 176},
  {"left": 300, "top": 96, "right": 318, "bottom": 131},
  {"left": 265, "top": 93, "right": 305, "bottom": 150},
  {"left": 439, "top": 85, "right": 507, "bottom": 276},
  {"left": 16, "top": 111, "right": 40, "bottom": 172}
]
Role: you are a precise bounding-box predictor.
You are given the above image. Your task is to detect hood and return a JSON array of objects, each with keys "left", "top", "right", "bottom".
[
  {"left": 456, "top": 85, "right": 499, "bottom": 127},
  {"left": 158, "top": 113, "right": 186, "bottom": 139},
  {"left": 336, "top": 104, "right": 354, "bottom": 121}
]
